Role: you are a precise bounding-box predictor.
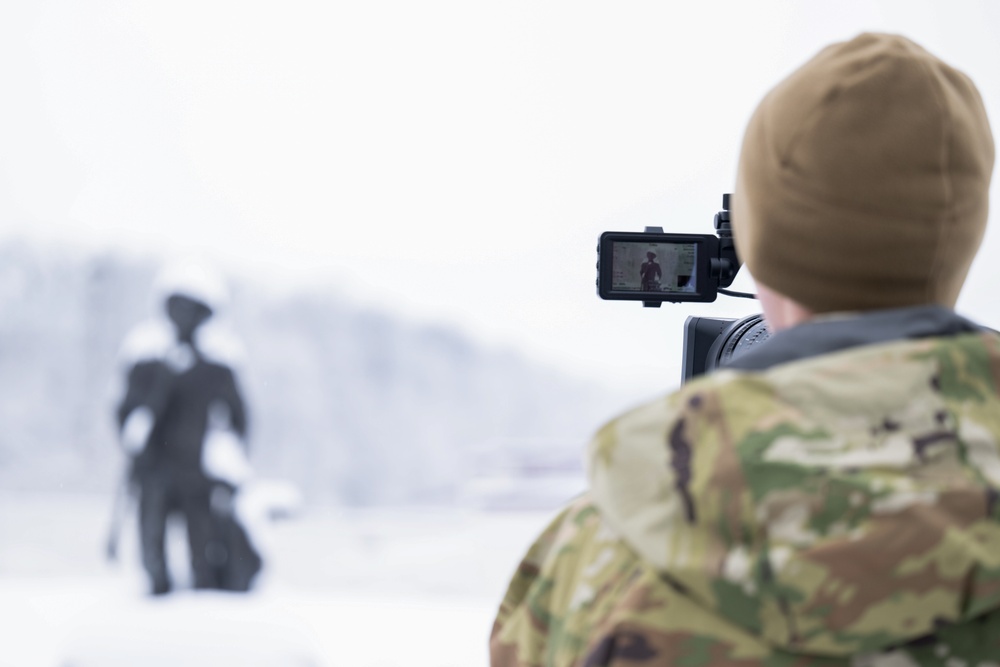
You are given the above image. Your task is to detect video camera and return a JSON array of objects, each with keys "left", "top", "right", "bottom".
[{"left": 596, "top": 194, "right": 770, "bottom": 383}]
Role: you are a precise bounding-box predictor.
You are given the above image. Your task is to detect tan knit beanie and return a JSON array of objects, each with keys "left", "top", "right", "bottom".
[{"left": 733, "top": 33, "right": 994, "bottom": 313}]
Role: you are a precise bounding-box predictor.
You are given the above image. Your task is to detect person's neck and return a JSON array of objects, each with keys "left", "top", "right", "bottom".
[
  {"left": 756, "top": 283, "right": 814, "bottom": 332},
  {"left": 174, "top": 331, "right": 203, "bottom": 358}
]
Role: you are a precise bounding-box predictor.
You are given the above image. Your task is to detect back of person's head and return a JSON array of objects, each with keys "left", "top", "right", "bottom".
[{"left": 733, "top": 32, "right": 995, "bottom": 314}]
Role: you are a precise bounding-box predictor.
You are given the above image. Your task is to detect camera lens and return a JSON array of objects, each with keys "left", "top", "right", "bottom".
[{"left": 705, "top": 314, "right": 770, "bottom": 373}]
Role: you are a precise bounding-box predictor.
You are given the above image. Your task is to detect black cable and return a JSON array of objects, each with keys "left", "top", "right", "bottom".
[{"left": 718, "top": 288, "right": 757, "bottom": 299}]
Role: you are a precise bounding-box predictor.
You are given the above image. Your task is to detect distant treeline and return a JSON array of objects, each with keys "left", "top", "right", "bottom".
[{"left": 0, "top": 240, "right": 617, "bottom": 505}]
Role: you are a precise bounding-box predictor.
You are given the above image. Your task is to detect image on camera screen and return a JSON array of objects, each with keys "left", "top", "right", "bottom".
[{"left": 610, "top": 241, "right": 697, "bottom": 293}]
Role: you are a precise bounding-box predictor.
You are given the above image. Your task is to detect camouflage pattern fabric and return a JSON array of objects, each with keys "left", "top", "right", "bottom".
[{"left": 491, "top": 332, "right": 1000, "bottom": 666}]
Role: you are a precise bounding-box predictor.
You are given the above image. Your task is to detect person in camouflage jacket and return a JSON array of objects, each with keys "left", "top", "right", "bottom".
[{"left": 491, "top": 33, "right": 997, "bottom": 666}]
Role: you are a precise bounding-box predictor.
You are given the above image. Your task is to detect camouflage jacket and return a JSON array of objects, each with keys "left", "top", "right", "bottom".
[{"left": 491, "top": 326, "right": 1000, "bottom": 666}]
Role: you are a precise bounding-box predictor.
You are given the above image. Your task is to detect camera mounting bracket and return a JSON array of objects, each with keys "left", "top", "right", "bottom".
[{"left": 711, "top": 193, "right": 740, "bottom": 289}]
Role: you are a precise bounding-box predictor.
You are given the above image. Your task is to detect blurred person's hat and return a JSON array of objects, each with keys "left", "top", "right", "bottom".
[
  {"left": 153, "top": 259, "right": 230, "bottom": 312},
  {"left": 733, "top": 32, "right": 995, "bottom": 313}
]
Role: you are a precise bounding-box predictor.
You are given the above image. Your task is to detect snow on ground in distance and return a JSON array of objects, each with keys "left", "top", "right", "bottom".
[{"left": 0, "top": 492, "right": 555, "bottom": 667}]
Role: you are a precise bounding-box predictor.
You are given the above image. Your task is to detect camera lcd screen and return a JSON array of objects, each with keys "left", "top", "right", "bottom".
[{"left": 610, "top": 241, "right": 698, "bottom": 294}]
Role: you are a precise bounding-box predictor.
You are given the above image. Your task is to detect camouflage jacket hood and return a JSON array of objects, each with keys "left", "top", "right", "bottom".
[
  {"left": 492, "top": 308, "right": 1000, "bottom": 666},
  {"left": 589, "top": 326, "right": 1000, "bottom": 657}
]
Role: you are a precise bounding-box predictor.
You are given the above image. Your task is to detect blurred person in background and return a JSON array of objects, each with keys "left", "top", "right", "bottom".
[
  {"left": 114, "top": 262, "right": 261, "bottom": 595},
  {"left": 491, "top": 33, "right": 999, "bottom": 665}
]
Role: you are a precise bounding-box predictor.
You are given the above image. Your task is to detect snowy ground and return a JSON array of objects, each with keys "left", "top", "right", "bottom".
[{"left": 0, "top": 492, "right": 556, "bottom": 666}]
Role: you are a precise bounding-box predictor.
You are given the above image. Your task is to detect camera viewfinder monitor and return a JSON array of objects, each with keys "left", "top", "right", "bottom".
[{"left": 597, "top": 232, "right": 720, "bottom": 303}]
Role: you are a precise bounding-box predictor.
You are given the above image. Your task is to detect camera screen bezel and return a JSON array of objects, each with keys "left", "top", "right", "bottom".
[{"left": 597, "top": 232, "right": 720, "bottom": 303}]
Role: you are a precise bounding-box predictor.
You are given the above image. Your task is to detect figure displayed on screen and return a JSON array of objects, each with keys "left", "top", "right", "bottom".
[
  {"left": 113, "top": 263, "right": 261, "bottom": 595},
  {"left": 639, "top": 251, "right": 662, "bottom": 291}
]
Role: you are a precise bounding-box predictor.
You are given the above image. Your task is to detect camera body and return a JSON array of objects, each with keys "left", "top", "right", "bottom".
[{"left": 596, "top": 194, "right": 770, "bottom": 383}]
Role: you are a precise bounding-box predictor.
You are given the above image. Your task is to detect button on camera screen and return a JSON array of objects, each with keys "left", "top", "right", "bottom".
[{"left": 610, "top": 241, "right": 698, "bottom": 294}]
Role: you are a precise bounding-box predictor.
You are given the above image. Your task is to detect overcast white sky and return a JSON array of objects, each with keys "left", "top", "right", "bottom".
[{"left": 2, "top": 0, "right": 999, "bottom": 397}]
